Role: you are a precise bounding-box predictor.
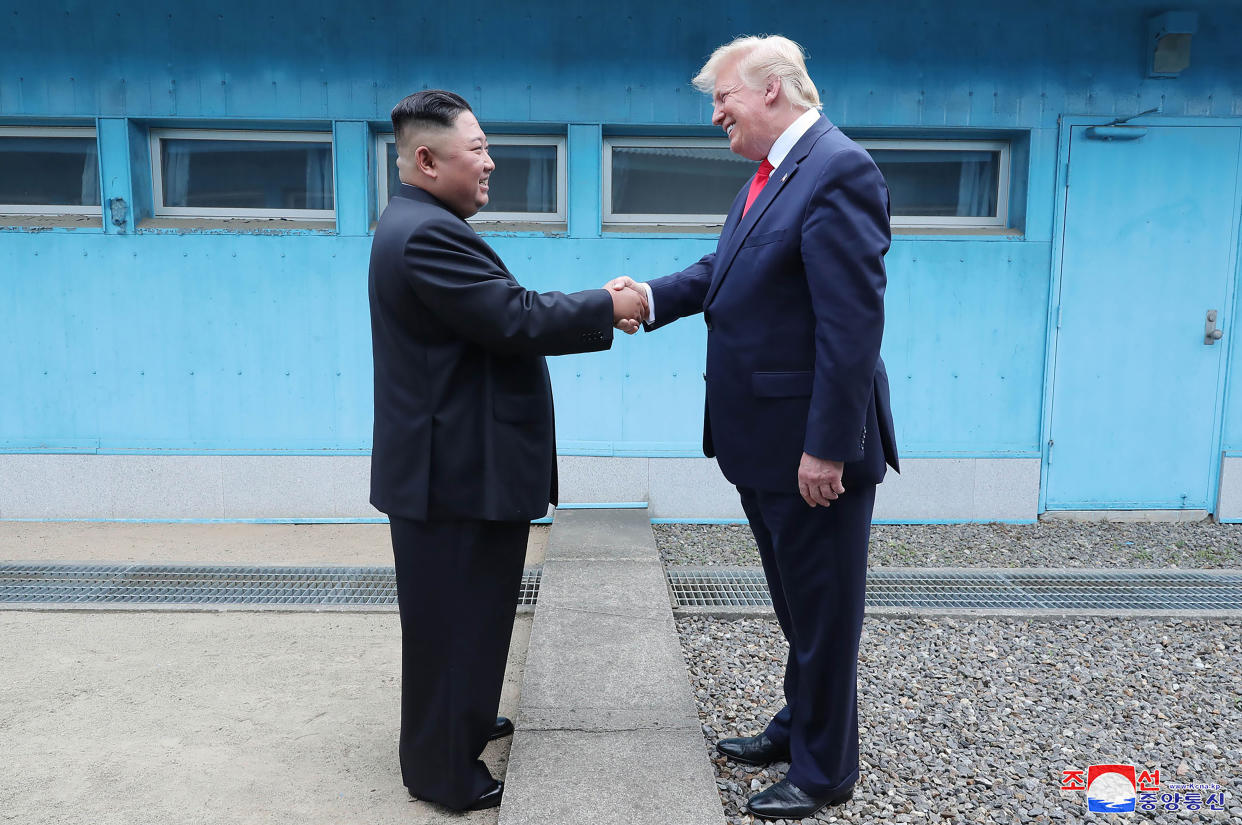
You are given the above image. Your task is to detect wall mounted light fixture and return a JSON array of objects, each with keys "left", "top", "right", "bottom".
[{"left": 1148, "top": 11, "right": 1198, "bottom": 77}]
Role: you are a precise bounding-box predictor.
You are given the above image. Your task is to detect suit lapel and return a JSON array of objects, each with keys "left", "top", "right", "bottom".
[
  {"left": 399, "top": 183, "right": 515, "bottom": 281},
  {"left": 715, "top": 186, "right": 749, "bottom": 254},
  {"left": 704, "top": 117, "right": 835, "bottom": 308}
]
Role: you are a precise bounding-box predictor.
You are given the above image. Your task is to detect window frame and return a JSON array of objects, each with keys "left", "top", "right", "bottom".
[
  {"left": 377, "top": 133, "right": 567, "bottom": 223},
  {"left": 858, "top": 138, "right": 1011, "bottom": 229},
  {"left": 149, "top": 128, "right": 336, "bottom": 220},
  {"left": 0, "top": 126, "right": 101, "bottom": 216},
  {"left": 603, "top": 136, "right": 746, "bottom": 226}
]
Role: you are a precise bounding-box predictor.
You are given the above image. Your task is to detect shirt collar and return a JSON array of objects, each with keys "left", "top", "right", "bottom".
[{"left": 767, "top": 107, "right": 822, "bottom": 170}]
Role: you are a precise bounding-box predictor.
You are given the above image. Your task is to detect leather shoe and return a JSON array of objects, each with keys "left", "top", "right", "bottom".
[
  {"left": 407, "top": 780, "right": 504, "bottom": 811},
  {"left": 489, "top": 716, "right": 515, "bottom": 741},
  {"left": 716, "top": 733, "right": 790, "bottom": 766},
  {"left": 465, "top": 780, "right": 504, "bottom": 811},
  {"left": 746, "top": 778, "right": 853, "bottom": 820}
]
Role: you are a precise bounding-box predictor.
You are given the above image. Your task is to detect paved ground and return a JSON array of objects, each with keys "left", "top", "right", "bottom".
[
  {"left": 0, "top": 610, "right": 531, "bottom": 825},
  {"left": 0, "top": 523, "right": 545, "bottom": 825},
  {"left": 5, "top": 520, "right": 1240, "bottom": 824},
  {"left": 0, "top": 522, "right": 549, "bottom": 567}
]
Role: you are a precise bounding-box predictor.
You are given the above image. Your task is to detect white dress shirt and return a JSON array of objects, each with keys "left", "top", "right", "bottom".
[{"left": 640, "top": 107, "right": 822, "bottom": 323}]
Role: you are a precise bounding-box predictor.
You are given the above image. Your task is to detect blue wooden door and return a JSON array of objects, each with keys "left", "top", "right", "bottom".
[{"left": 1046, "top": 124, "right": 1242, "bottom": 510}]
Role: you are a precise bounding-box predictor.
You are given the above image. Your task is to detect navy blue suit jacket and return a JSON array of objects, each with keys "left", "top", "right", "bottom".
[{"left": 647, "top": 115, "right": 899, "bottom": 492}]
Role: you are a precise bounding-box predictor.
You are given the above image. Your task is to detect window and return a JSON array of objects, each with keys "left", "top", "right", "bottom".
[
  {"left": 0, "top": 127, "right": 100, "bottom": 215},
  {"left": 860, "top": 140, "right": 1009, "bottom": 228},
  {"left": 601, "top": 136, "right": 1010, "bottom": 230},
  {"left": 379, "top": 134, "right": 565, "bottom": 223},
  {"left": 604, "top": 138, "right": 753, "bottom": 226},
  {"left": 150, "top": 129, "right": 334, "bottom": 219}
]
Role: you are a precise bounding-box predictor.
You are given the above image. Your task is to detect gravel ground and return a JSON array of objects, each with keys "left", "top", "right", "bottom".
[
  {"left": 656, "top": 522, "right": 1242, "bottom": 569},
  {"left": 678, "top": 615, "right": 1242, "bottom": 824}
]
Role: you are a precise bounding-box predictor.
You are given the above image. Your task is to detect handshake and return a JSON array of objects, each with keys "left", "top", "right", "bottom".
[{"left": 604, "top": 276, "right": 650, "bottom": 335}]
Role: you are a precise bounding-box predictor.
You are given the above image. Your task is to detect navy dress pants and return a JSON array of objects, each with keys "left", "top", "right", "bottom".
[
  {"left": 388, "top": 516, "right": 528, "bottom": 810},
  {"left": 737, "top": 483, "right": 876, "bottom": 798}
]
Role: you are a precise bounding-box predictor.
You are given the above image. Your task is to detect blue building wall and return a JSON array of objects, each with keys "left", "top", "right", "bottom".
[{"left": 2, "top": 0, "right": 1240, "bottom": 514}]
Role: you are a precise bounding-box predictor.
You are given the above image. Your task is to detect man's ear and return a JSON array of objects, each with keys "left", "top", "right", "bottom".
[
  {"left": 413, "top": 145, "right": 437, "bottom": 179},
  {"left": 763, "top": 75, "right": 781, "bottom": 105}
]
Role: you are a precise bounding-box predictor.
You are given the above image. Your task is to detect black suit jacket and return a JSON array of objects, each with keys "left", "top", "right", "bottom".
[{"left": 369, "top": 184, "right": 613, "bottom": 522}]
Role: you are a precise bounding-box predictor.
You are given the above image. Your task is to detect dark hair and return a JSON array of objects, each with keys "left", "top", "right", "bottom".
[{"left": 391, "top": 90, "right": 472, "bottom": 143}]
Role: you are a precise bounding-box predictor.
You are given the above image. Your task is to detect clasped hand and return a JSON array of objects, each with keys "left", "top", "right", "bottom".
[
  {"left": 601, "top": 276, "right": 842, "bottom": 509},
  {"left": 604, "top": 276, "right": 648, "bottom": 334}
]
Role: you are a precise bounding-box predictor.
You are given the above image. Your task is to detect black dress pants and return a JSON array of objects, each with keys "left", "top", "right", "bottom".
[
  {"left": 388, "top": 516, "right": 528, "bottom": 810},
  {"left": 737, "top": 483, "right": 876, "bottom": 798}
]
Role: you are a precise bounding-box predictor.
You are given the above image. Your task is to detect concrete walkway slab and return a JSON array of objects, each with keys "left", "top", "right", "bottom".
[
  {"left": 533, "top": 559, "right": 673, "bottom": 620},
  {"left": 0, "top": 609, "right": 531, "bottom": 825},
  {"left": 540, "top": 509, "right": 658, "bottom": 561},
  {"left": 502, "top": 729, "right": 725, "bottom": 825},
  {"left": 516, "top": 604, "right": 694, "bottom": 732},
  {"left": 500, "top": 509, "right": 723, "bottom": 825}
]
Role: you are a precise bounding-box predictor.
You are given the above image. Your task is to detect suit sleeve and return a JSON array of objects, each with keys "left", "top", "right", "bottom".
[
  {"left": 404, "top": 216, "right": 614, "bottom": 357},
  {"left": 801, "top": 147, "right": 891, "bottom": 461},
  {"left": 643, "top": 252, "right": 716, "bottom": 332}
]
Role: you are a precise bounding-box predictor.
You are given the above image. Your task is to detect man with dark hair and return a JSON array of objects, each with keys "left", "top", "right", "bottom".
[{"left": 369, "top": 89, "right": 646, "bottom": 811}]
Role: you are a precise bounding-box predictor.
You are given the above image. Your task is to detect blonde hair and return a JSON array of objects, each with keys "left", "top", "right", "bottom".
[{"left": 692, "top": 35, "right": 822, "bottom": 110}]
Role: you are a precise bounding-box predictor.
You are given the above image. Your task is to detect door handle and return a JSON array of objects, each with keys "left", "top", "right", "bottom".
[{"left": 1205, "top": 310, "right": 1225, "bottom": 345}]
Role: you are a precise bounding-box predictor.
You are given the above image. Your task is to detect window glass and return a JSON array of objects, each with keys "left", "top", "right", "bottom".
[
  {"left": 0, "top": 135, "right": 99, "bottom": 210},
  {"left": 609, "top": 144, "right": 752, "bottom": 219},
  {"left": 479, "top": 144, "right": 557, "bottom": 215},
  {"left": 384, "top": 139, "right": 559, "bottom": 218},
  {"left": 869, "top": 148, "right": 1000, "bottom": 218},
  {"left": 158, "top": 138, "right": 332, "bottom": 211},
  {"left": 385, "top": 142, "right": 400, "bottom": 205}
]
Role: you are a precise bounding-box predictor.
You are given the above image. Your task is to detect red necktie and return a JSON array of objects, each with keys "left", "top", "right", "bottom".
[{"left": 742, "top": 158, "right": 775, "bottom": 216}]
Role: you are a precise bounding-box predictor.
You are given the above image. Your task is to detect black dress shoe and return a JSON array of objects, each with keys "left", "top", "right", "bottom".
[
  {"left": 746, "top": 778, "right": 853, "bottom": 820},
  {"left": 489, "top": 716, "right": 515, "bottom": 741},
  {"left": 716, "top": 733, "right": 790, "bottom": 766},
  {"left": 465, "top": 780, "right": 504, "bottom": 811},
  {"left": 407, "top": 780, "right": 504, "bottom": 811}
]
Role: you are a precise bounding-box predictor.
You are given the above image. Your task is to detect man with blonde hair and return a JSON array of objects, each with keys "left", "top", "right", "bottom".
[{"left": 612, "top": 35, "right": 898, "bottom": 819}]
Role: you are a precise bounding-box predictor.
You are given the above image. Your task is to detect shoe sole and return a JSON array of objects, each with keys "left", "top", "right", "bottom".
[
  {"left": 746, "top": 788, "right": 853, "bottom": 819},
  {"left": 715, "top": 746, "right": 790, "bottom": 767},
  {"left": 488, "top": 723, "right": 515, "bottom": 742},
  {"left": 408, "top": 787, "right": 504, "bottom": 811},
  {"left": 465, "top": 791, "right": 503, "bottom": 811}
]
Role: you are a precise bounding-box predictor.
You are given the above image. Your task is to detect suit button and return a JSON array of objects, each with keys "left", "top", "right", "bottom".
[{"left": 702, "top": 372, "right": 707, "bottom": 381}]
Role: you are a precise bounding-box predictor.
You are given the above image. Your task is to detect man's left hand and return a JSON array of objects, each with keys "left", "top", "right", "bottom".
[{"left": 798, "top": 453, "right": 845, "bottom": 508}]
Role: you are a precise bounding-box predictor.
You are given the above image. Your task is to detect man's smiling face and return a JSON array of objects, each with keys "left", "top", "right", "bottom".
[
  {"left": 711, "top": 58, "right": 776, "bottom": 162},
  {"left": 427, "top": 110, "right": 495, "bottom": 219}
]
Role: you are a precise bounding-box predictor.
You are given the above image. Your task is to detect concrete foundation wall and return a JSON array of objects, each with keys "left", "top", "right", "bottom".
[
  {"left": 1215, "top": 456, "right": 1242, "bottom": 523},
  {"left": 0, "top": 455, "right": 1041, "bottom": 522}
]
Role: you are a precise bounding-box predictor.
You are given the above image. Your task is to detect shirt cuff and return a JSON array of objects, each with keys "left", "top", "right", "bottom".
[{"left": 641, "top": 282, "right": 655, "bottom": 324}]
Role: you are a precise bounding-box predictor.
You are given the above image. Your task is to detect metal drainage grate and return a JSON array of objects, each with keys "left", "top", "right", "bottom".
[
  {"left": 0, "top": 564, "right": 540, "bottom": 607},
  {"left": 668, "top": 568, "right": 1242, "bottom": 612},
  {"left": 669, "top": 568, "right": 774, "bottom": 608},
  {"left": 519, "top": 567, "right": 541, "bottom": 606}
]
